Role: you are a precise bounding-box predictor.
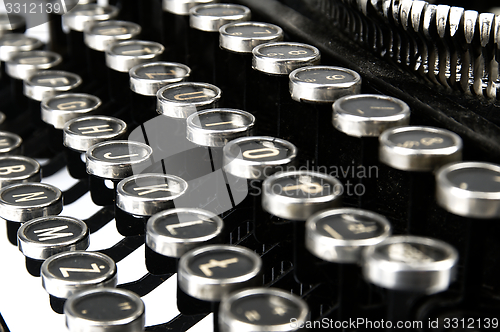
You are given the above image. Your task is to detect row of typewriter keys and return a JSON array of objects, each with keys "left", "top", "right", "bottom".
[{"left": 0, "top": 1, "right": 499, "bottom": 331}]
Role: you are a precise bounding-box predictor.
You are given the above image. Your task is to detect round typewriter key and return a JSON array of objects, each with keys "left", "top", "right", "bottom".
[
  {"left": 262, "top": 170, "right": 343, "bottom": 221},
  {"left": 86, "top": 140, "right": 153, "bottom": 206},
  {"left": 63, "top": 116, "right": 127, "bottom": 179},
  {"left": 187, "top": 108, "right": 255, "bottom": 148},
  {"left": 219, "top": 287, "right": 310, "bottom": 332},
  {"left": 363, "top": 236, "right": 458, "bottom": 323},
  {"left": 287, "top": 66, "right": 362, "bottom": 167},
  {"left": 380, "top": 126, "right": 462, "bottom": 234},
  {"left": 157, "top": 82, "right": 221, "bottom": 119},
  {"left": 332, "top": 94, "right": 410, "bottom": 209},
  {"left": 249, "top": 42, "right": 320, "bottom": 137},
  {"left": 24, "top": 70, "right": 83, "bottom": 102},
  {"left": 42, "top": 251, "right": 117, "bottom": 314},
  {"left": 262, "top": 170, "right": 343, "bottom": 283},
  {"left": 106, "top": 40, "right": 165, "bottom": 73},
  {"left": 223, "top": 136, "right": 297, "bottom": 243},
  {"left": 0, "top": 182, "right": 63, "bottom": 245},
  {"left": 188, "top": 3, "right": 251, "bottom": 82},
  {"left": 63, "top": 4, "right": 119, "bottom": 68},
  {"left": 0, "top": 13, "right": 26, "bottom": 37},
  {"left": 0, "top": 34, "right": 44, "bottom": 62},
  {"left": 306, "top": 208, "right": 392, "bottom": 263},
  {"left": 187, "top": 108, "right": 255, "bottom": 184},
  {"left": 84, "top": 20, "right": 141, "bottom": 79},
  {"left": 18, "top": 216, "right": 89, "bottom": 277},
  {"left": 306, "top": 208, "right": 391, "bottom": 322},
  {"left": 85, "top": 20, "right": 141, "bottom": 52},
  {"left": 0, "top": 34, "right": 43, "bottom": 88},
  {"left": 145, "top": 208, "right": 223, "bottom": 274},
  {"left": 6, "top": 50, "right": 62, "bottom": 81},
  {"left": 41, "top": 93, "right": 101, "bottom": 154},
  {"left": 65, "top": 288, "right": 145, "bottom": 332},
  {"left": 0, "top": 156, "right": 41, "bottom": 189},
  {"left": 106, "top": 40, "right": 164, "bottom": 104},
  {"left": 218, "top": 22, "right": 283, "bottom": 109},
  {"left": 0, "top": 131, "right": 22, "bottom": 156},
  {"left": 177, "top": 244, "right": 262, "bottom": 325},
  {"left": 129, "top": 62, "right": 191, "bottom": 123},
  {"left": 436, "top": 162, "right": 500, "bottom": 303},
  {"left": 5, "top": 50, "right": 62, "bottom": 114},
  {"left": 42, "top": 93, "right": 102, "bottom": 130},
  {"left": 115, "top": 173, "right": 188, "bottom": 236},
  {"left": 162, "top": 0, "right": 217, "bottom": 62}
]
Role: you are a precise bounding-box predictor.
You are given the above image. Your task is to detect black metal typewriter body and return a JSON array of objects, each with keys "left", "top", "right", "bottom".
[{"left": 0, "top": 0, "right": 499, "bottom": 331}]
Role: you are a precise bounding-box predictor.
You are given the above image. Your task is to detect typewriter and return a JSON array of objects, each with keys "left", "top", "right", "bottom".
[{"left": 0, "top": 0, "right": 500, "bottom": 331}]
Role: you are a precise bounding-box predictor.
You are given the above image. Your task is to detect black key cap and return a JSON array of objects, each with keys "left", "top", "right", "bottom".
[
  {"left": 63, "top": 115, "right": 127, "bottom": 179},
  {"left": 129, "top": 61, "right": 191, "bottom": 123},
  {"left": 249, "top": 42, "right": 320, "bottom": 137},
  {"left": 83, "top": 20, "right": 141, "bottom": 80},
  {"left": 0, "top": 155, "right": 41, "bottom": 188},
  {"left": 0, "top": 182, "right": 63, "bottom": 245},
  {"left": 17, "top": 216, "right": 89, "bottom": 277},
  {"left": 262, "top": 170, "right": 343, "bottom": 284},
  {"left": 105, "top": 40, "right": 164, "bottom": 104},
  {"left": 41, "top": 93, "right": 101, "bottom": 153},
  {"left": 145, "top": 208, "right": 223, "bottom": 275},
  {"left": 41, "top": 251, "right": 117, "bottom": 314},
  {"left": 64, "top": 288, "right": 145, "bottom": 331},
  {"left": 332, "top": 94, "right": 410, "bottom": 209},
  {"left": 188, "top": 3, "right": 251, "bottom": 82},
  {"left": 85, "top": 140, "right": 153, "bottom": 206},
  {"left": 0, "top": 131, "right": 22, "bottom": 156},
  {"left": 0, "top": 34, "right": 43, "bottom": 87},
  {"left": 218, "top": 21, "right": 283, "bottom": 110},
  {"left": 177, "top": 244, "right": 262, "bottom": 331},
  {"left": 219, "top": 287, "right": 310, "bottom": 332},
  {"left": 289, "top": 65, "right": 362, "bottom": 167},
  {"left": 115, "top": 173, "right": 188, "bottom": 236},
  {"left": 379, "top": 126, "right": 462, "bottom": 234}
]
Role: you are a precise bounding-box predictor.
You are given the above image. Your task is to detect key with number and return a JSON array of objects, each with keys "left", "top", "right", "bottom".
[
  {"left": 306, "top": 208, "right": 391, "bottom": 322},
  {"left": 0, "top": 182, "right": 63, "bottom": 245},
  {"left": 145, "top": 208, "right": 223, "bottom": 275},
  {"left": 379, "top": 126, "right": 462, "bottom": 235},
  {"left": 85, "top": 140, "right": 153, "bottom": 206},
  {"left": 332, "top": 94, "right": 410, "bottom": 209},
  {"left": 223, "top": 136, "right": 297, "bottom": 243},
  {"left": 63, "top": 115, "right": 127, "bottom": 179},
  {"left": 177, "top": 244, "right": 262, "bottom": 331},
  {"left": 129, "top": 61, "right": 191, "bottom": 123},
  {"left": 115, "top": 173, "right": 188, "bottom": 236},
  {"left": 41, "top": 251, "right": 117, "bottom": 313},
  {"left": 262, "top": 170, "right": 343, "bottom": 284},
  {"left": 289, "top": 65, "right": 362, "bottom": 167},
  {"left": 41, "top": 93, "right": 101, "bottom": 153},
  {"left": 188, "top": 3, "right": 251, "bottom": 82},
  {"left": 64, "top": 288, "right": 145, "bottom": 332},
  {"left": 249, "top": 42, "right": 320, "bottom": 137},
  {"left": 84, "top": 20, "right": 141, "bottom": 81},
  {"left": 219, "top": 287, "right": 309, "bottom": 332},
  {"left": 161, "top": 0, "right": 217, "bottom": 62},
  {"left": 363, "top": 235, "right": 458, "bottom": 326},
  {"left": 105, "top": 40, "right": 164, "bottom": 104},
  {"left": 17, "top": 216, "right": 89, "bottom": 277},
  {"left": 63, "top": 3, "right": 119, "bottom": 70},
  {"left": 218, "top": 21, "right": 283, "bottom": 110}
]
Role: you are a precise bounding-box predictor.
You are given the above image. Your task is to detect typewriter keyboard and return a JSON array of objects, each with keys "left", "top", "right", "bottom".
[{"left": 1, "top": 1, "right": 500, "bottom": 332}]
